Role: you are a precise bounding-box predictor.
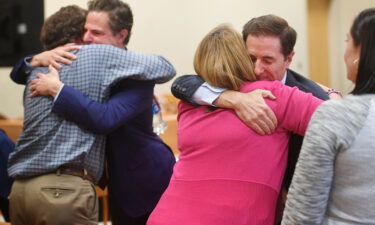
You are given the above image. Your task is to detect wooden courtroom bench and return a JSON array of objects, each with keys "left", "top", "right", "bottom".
[{"left": 0, "top": 119, "right": 23, "bottom": 142}]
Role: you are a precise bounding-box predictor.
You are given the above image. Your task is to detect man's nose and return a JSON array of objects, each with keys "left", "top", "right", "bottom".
[
  {"left": 83, "top": 32, "right": 92, "bottom": 43},
  {"left": 254, "top": 61, "right": 264, "bottom": 76}
]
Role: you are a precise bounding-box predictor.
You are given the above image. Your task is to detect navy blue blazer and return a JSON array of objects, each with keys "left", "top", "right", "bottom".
[
  {"left": 10, "top": 57, "right": 33, "bottom": 85},
  {"left": 51, "top": 80, "right": 175, "bottom": 217},
  {"left": 0, "top": 130, "right": 15, "bottom": 198},
  {"left": 171, "top": 69, "right": 328, "bottom": 189}
]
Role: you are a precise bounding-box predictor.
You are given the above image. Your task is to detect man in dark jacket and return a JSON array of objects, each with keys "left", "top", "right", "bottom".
[
  {"left": 171, "top": 14, "right": 341, "bottom": 223},
  {"left": 0, "top": 129, "right": 15, "bottom": 222}
]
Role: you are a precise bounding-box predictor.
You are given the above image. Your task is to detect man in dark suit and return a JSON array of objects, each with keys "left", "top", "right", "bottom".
[{"left": 171, "top": 14, "right": 340, "bottom": 223}]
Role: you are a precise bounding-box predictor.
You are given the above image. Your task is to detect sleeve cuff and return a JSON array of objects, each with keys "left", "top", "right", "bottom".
[
  {"left": 192, "top": 82, "right": 226, "bottom": 106},
  {"left": 24, "top": 56, "right": 35, "bottom": 73},
  {"left": 53, "top": 84, "right": 65, "bottom": 102}
]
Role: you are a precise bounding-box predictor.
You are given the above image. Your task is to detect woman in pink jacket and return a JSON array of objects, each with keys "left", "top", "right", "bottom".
[{"left": 148, "top": 25, "right": 322, "bottom": 225}]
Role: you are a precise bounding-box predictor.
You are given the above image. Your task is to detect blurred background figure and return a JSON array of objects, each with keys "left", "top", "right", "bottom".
[{"left": 0, "top": 129, "right": 15, "bottom": 222}]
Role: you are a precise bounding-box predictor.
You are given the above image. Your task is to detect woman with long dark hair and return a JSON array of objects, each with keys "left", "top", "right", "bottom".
[{"left": 282, "top": 8, "right": 375, "bottom": 224}]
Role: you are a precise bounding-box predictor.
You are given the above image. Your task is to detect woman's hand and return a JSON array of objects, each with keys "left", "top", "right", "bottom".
[{"left": 29, "top": 65, "right": 63, "bottom": 98}]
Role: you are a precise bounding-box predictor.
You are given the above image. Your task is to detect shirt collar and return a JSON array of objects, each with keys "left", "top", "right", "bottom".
[{"left": 280, "top": 71, "right": 287, "bottom": 84}]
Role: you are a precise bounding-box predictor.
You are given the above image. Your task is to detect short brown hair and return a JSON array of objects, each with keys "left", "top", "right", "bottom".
[
  {"left": 194, "top": 24, "right": 256, "bottom": 91},
  {"left": 40, "top": 5, "right": 87, "bottom": 50},
  {"left": 88, "top": 0, "right": 133, "bottom": 45},
  {"left": 242, "top": 15, "right": 297, "bottom": 58}
]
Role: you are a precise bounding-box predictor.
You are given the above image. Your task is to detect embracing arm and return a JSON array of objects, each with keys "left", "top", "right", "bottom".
[
  {"left": 10, "top": 56, "right": 33, "bottom": 84},
  {"left": 52, "top": 80, "right": 154, "bottom": 134},
  {"left": 278, "top": 84, "right": 323, "bottom": 136},
  {"left": 10, "top": 44, "right": 80, "bottom": 85},
  {"left": 152, "top": 56, "right": 176, "bottom": 84},
  {"left": 214, "top": 90, "right": 277, "bottom": 134},
  {"left": 28, "top": 65, "right": 154, "bottom": 134},
  {"left": 115, "top": 51, "right": 176, "bottom": 84},
  {"left": 172, "top": 75, "right": 277, "bottom": 134},
  {"left": 171, "top": 75, "right": 206, "bottom": 105}
]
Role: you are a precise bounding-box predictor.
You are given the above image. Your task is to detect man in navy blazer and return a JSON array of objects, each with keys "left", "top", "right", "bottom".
[
  {"left": 10, "top": 1, "right": 175, "bottom": 224},
  {"left": 171, "top": 15, "right": 340, "bottom": 223}
]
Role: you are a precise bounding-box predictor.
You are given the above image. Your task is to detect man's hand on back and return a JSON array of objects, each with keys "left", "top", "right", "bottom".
[
  {"left": 29, "top": 65, "right": 63, "bottom": 98},
  {"left": 30, "top": 43, "right": 81, "bottom": 69},
  {"left": 214, "top": 89, "right": 277, "bottom": 135}
]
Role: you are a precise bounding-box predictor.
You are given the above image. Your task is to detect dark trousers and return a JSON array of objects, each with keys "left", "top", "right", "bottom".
[
  {"left": 109, "top": 194, "right": 150, "bottom": 225},
  {"left": 0, "top": 197, "right": 10, "bottom": 222}
]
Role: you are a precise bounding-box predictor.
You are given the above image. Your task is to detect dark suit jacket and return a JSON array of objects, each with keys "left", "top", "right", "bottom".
[
  {"left": 171, "top": 69, "right": 328, "bottom": 189},
  {"left": 10, "top": 56, "right": 33, "bottom": 84},
  {"left": 0, "top": 130, "right": 14, "bottom": 198},
  {"left": 0, "top": 130, "right": 14, "bottom": 222},
  {"left": 283, "top": 69, "right": 328, "bottom": 188}
]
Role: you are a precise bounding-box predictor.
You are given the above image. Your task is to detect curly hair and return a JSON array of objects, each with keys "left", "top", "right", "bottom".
[{"left": 40, "top": 5, "right": 87, "bottom": 50}]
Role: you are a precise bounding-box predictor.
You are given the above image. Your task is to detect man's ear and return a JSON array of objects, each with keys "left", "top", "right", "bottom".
[
  {"left": 115, "top": 29, "right": 128, "bottom": 44},
  {"left": 285, "top": 51, "right": 295, "bottom": 67}
]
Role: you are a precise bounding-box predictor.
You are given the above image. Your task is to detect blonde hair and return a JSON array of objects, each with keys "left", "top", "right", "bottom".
[{"left": 194, "top": 24, "right": 256, "bottom": 90}]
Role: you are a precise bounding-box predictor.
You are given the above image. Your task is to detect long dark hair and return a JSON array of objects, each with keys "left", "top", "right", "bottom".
[{"left": 351, "top": 8, "right": 375, "bottom": 95}]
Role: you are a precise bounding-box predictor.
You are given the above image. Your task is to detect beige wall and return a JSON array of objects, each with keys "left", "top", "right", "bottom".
[
  {"left": 1, "top": 0, "right": 308, "bottom": 118},
  {"left": 0, "top": 67, "right": 23, "bottom": 118},
  {"left": 0, "top": 0, "right": 88, "bottom": 119},
  {"left": 126, "top": 0, "right": 309, "bottom": 94},
  {"left": 328, "top": 0, "right": 375, "bottom": 94}
]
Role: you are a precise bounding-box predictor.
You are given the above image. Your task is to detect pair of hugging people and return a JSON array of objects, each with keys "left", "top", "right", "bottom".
[{"left": 9, "top": 2, "right": 375, "bottom": 225}]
